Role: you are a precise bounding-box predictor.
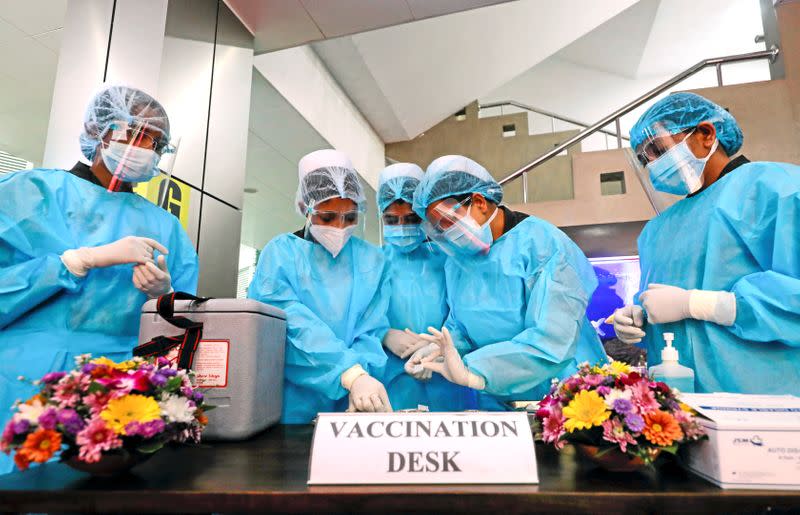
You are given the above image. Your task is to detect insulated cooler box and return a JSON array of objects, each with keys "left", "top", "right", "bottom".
[{"left": 139, "top": 298, "right": 286, "bottom": 440}]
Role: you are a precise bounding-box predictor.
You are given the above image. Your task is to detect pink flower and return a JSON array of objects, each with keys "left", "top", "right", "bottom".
[
  {"left": 541, "top": 405, "right": 566, "bottom": 450},
  {"left": 75, "top": 418, "right": 122, "bottom": 463},
  {"left": 630, "top": 380, "right": 660, "bottom": 414},
  {"left": 84, "top": 391, "right": 114, "bottom": 416},
  {"left": 53, "top": 377, "right": 82, "bottom": 408},
  {"left": 602, "top": 417, "right": 638, "bottom": 453},
  {"left": 96, "top": 370, "right": 151, "bottom": 394},
  {"left": 674, "top": 409, "right": 705, "bottom": 440},
  {"left": 583, "top": 374, "right": 606, "bottom": 387}
]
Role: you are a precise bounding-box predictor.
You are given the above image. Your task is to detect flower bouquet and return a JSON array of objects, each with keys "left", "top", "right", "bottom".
[
  {"left": 1, "top": 355, "right": 210, "bottom": 475},
  {"left": 534, "top": 361, "right": 705, "bottom": 472}
]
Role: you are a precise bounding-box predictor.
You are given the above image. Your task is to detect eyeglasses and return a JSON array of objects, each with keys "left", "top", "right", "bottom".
[
  {"left": 382, "top": 213, "right": 422, "bottom": 226},
  {"left": 108, "top": 122, "right": 169, "bottom": 154},
  {"left": 635, "top": 128, "right": 693, "bottom": 166},
  {"left": 310, "top": 209, "right": 360, "bottom": 226}
]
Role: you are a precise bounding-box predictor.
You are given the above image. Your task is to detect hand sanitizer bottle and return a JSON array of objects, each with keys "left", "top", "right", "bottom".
[{"left": 648, "top": 333, "right": 695, "bottom": 393}]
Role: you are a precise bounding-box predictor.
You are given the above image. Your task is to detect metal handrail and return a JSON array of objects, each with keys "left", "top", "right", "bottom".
[
  {"left": 499, "top": 46, "right": 780, "bottom": 194},
  {"left": 478, "top": 100, "right": 629, "bottom": 141}
]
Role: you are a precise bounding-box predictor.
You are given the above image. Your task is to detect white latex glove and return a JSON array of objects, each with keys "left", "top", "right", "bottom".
[
  {"left": 419, "top": 327, "right": 485, "bottom": 390},
  {"left": 347, "top": 374, "right": 393, "bottom": 413},
  {"left": 133, "top": 255, "right": 172, "bottom": 298},
  {"left": 383, "top": 329, "right": 429, "bottom": 359},
  {"left": 641, "top": 283, "right": 736, "bottom": 326},
  {"left": 61, "top": 236, "right": 168, "bottom": 277},
  {"left": 612, "top": 305, "right": 646, "bottom": 344},
  {"left": 404, "top": 342, "right": 441, "bottom": 380}
]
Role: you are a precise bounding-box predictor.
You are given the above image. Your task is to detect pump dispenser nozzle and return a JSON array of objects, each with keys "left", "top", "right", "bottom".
[{"left": 662, "top": 332, "right": 678, "bottom": 362}]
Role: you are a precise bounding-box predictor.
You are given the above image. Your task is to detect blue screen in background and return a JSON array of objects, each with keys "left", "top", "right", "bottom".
[{"left": 586, "top": 256, "right": 641, "bottom": 341}]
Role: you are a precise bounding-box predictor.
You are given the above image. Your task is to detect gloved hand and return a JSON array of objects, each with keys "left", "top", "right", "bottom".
[
  {"left": 61, "top": 236, "right": 168, "bottom": 277},
  {"left": 347, "top": 374, "right": 393, "bottom": 413},
  {"left": 640, "top": 283, "right": 736, "bottom": 326},
  {"left": 612, "top": 305, "right": 646, "bottom": 344},
  {"left": 404, "top": 342, "right": 440, "bottom": 380},
  {"left": 419, "top": 327, "right": 485, "bottom": 390},
  {"left": 133, "top": 255, "right": 172, "bottom": 298},
  {"left": 383, "top": 329, "right": 429, "bottom": 359}
]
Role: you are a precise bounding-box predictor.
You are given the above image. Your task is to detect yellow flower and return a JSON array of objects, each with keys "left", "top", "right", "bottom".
[
  {"left": 563, "top": 390, "right": 610, "bottom": 432},
  {"left": 607, "top": 361, "right": 631, "bottom": 376},
  {"left": 91, "top": 357, "right": 138, "bottom": 371},
  {"left": 100, "top": 394, "right": 161, "bottom": 435}
]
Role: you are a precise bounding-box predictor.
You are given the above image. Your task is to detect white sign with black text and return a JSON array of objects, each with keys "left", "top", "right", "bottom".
[{"left": 308, "top": 412, "right": 538, "bottom": 484}]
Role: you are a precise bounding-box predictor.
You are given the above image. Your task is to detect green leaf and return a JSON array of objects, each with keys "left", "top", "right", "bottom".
[
  {"left": 137, "top": 440, "right": 165, "bottom": 454},
  {"left": 202, "top": 404, "right": 217, "bottom": 412},
  {"left": 87, "top": 381, "right": 106, "bottom": 394},
  {"left": 166, "top": 377, "right": 182, "bottom": 391},
  {"left": 660, "top": 444, "right": 679, "bottom": 455}
]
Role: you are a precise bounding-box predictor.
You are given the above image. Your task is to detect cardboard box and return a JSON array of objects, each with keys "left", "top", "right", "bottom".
[{"left": 680, "top": 393, "right": 800, "bottom": 490}]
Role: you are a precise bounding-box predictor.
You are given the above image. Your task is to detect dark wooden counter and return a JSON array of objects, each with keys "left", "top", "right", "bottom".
[{"left": 1, "top": 425, "right": 798, "bottom": 514}]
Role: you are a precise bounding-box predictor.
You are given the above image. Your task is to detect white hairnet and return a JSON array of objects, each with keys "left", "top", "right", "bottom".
[{"left": 296, "top": 149, "right": 365, "bottom": 215}]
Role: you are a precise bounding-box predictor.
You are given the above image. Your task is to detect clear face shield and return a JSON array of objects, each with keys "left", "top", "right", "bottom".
[
  {"left": 420, "top": 196, "right": 492, "bottom": 257},
  {"left": 101, "top": 119, "right": 177, "bottom": 193},
  {"left": 303, "top": 199, "right": 366, "bottom": 258},
  {"left": 627, "top": 122, "right": 694, "bottom": 214}
]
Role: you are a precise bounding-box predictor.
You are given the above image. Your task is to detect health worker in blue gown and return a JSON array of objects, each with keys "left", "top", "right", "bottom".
[
  {"left": 248, "top": 149, "right": 392, "bottom": 423},
  {"left": 0, "top": 85, "right": 199, "bottom": 473},
  {"left": 409, "top": 155, "right": 608, "bottom": 410},
  {"left": 377, "top": 162, "right": 476, "bottom": 411},
  {"left": 613, "top": 92, "right": 800, "bottom": 395}
]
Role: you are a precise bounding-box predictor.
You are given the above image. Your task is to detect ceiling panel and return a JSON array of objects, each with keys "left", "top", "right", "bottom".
[
  {"left": 224, "top": 0, "right": 323, "bottom": 52},
  {"left": 300, "top": 0, "right": 413, "bottom": 38},
  {"left": 32, "top": 28, "right": 63, "bottom": 53},
  {"left": 0, "top": 0, "right": 67, "bottom": 35},
  {"left": 406, "top": 0, "right": 511, "bottom": 19}
]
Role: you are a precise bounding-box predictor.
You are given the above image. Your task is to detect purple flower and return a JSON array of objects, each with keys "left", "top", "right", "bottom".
[
  {"left": 625, "top": 413, "right": 645, "bottom": 432},
  {"left": 81, "top": 363, "right": 99, "bottom": 374},
  {"left": 180, "top": 386, "right": 194, "bottom": 398},
  {"left": 126, "top": 419, "right": 165, "bottom": 438},
  {"left": 612, "top": 398, "right": 635, "bottom": 416},
  {"left": 159, "top": 368, "right": 177, "bottom": 378},
  {"left": 156, "top": 357, "right": 171, "bottom": 367},
  {"left": 12, "top": 419, "right": 30, "bottom": 435},
  {"left": 42, "top": 372, "right": 67, "bottom": 384},
  {"left": 596, "top": 386, "right": 611, "bottom": 396},
  {"left": 57, "top": 409, "right": 85, "bottom": 434},
  {"left": 192, "top": 391, "right": 204, "bottom": 403},
  {"left": 149, "top": 373, "right": 167, "bottom": 387},
  {"left": 38, "top": 408, "right": 59, "bottom": 430}
]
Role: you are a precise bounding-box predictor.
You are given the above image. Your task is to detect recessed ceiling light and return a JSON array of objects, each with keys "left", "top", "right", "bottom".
[{"left": 244, "top": 187, "right": 258, "bottom": 194}]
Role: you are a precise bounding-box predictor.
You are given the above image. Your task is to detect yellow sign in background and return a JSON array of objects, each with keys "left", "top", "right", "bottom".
[{"left": 134, "top": 175, "right": 191, "bottom": 230}]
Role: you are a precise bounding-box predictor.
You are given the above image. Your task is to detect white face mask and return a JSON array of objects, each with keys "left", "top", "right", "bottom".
[
  {"left": 101, "top": 141, "right": 160, "bottom": 183},
  {"left": 309, "top": 225, "right": 355, "bottom": 257}
]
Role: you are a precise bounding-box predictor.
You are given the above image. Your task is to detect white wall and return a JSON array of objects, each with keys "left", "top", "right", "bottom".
[{"left": 253, "top": 45, "right": 385, "bottom": 188}]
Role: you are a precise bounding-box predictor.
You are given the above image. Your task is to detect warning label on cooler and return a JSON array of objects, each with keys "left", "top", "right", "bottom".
[
  {"left": 194, "top": 340, "right": 230, "bottom": 388},
  {"left": 164, "top": 339, "right": 230, "bottom": 388}
]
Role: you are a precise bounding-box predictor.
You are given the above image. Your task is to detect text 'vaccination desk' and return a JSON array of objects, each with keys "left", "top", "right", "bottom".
[{"left": 1, "top": 425, "right": 799, "bottom": 514}]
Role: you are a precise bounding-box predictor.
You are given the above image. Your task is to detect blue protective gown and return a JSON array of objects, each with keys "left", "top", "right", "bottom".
[
  {"left": 638, "top": 161, "right": 800, "bottom": 394},
  {"left": 248, "top": 233, "right": 390, "bottom": 423},
  {"left": 382, "top": 242, "right": 477, "bottom": 411},
  {"left": 0, "top": 168, "right": 198, "bottom": 473},
  {"left": 444, "top": 215, "right": 607, "bottom": 410}
]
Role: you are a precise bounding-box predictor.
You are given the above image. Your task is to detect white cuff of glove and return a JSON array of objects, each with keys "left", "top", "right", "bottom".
[
  {"left": 60, "top": 248, "right": 95, "bottom": 278},
  {"left": 467, "top": 369, "right": 486, "bottom": 390},
  {"left": 341, "top": 364, "right": 368, "bottom": 391},
  {"left": 689, "top": 290, "right": 737, "bottom": 326}
]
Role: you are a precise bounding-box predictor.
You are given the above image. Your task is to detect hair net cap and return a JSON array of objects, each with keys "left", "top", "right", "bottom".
[
  {"left": 298, "top": 149, "right": 354, "bottom": 180},
  {"left": 377, "top": 163, "right": 424, "bottom": 213},
  {"left": 412, "top": 155, "right": 503, "bottom": 219},
  {"left": 296, "top": 149, "right": 365, "bottom": 215},
  {"left": 80, "top": 84, "right": 170, "bottom": 161},
  {"left": 630, "top": 92, "right": 743, "bottom": 156}
]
